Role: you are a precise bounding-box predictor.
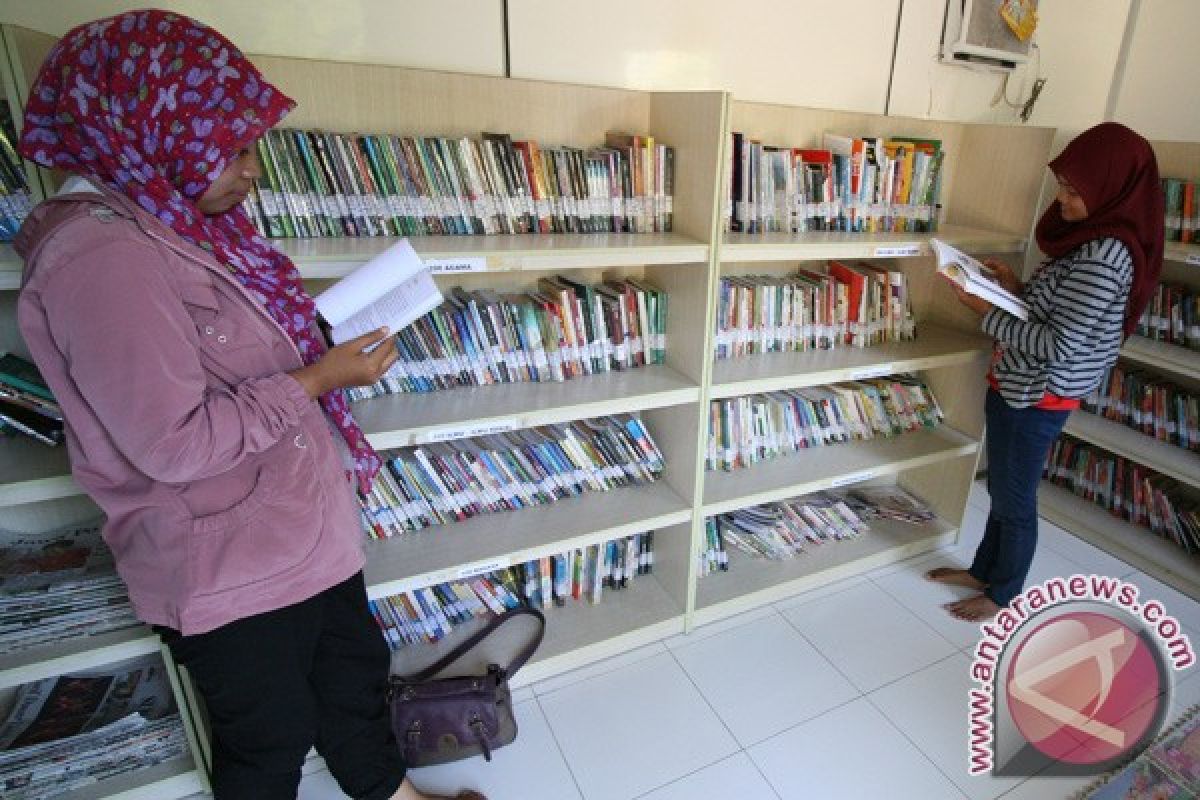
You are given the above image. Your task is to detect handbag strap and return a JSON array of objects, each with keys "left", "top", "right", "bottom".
[{"left": 401, "top": 606, "right": 546, "bottom": 683}]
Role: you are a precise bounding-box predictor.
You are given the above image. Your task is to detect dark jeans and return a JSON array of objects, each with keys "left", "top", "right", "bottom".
[
  {"left": 158, "top": 572, "right": 404, "bottom": 800},
  {"left": 969, "top": 389, "right": 1070, "bottom": 606}
]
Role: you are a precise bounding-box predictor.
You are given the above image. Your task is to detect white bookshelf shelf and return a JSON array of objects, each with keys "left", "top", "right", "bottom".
[
  {"left": 1039, "top": 484, "right": 1200, "bottom": 598},
  {"left": 701, "top": 426, "right": 979, "bottom": 517},
  {"left": 0, "top": 243, "right": 19, "bottom": 290},
  {"left": 1121, "top": 336, "right": 1200, "bottom": 378},
  {"left": 358, "top": 366, "right": 699, "bottom": 450},
  {"left": 720, "top": 223, "right": 1025, "bottom": 263},
  {"left": 0, "top": 627, "right": 157, "bottom": 691},
  {"left": 0, "top": 436, "right": 77, "bottom": 507},
  {"left": 1063, "top": 413, "right": 1200, "bottom": 490},
  {"left": 280, "top": 232, "right": 710, "bottom": 279},
  {"left": 1165, "top": 240, "right": 1200, "bottom": 266},
  {"left": 694, "top": 515, "right": 956, "bottom": 625},
  {"left": 63, "top": 754, "right": 204, "bottom": 800},
  {"left": 363, "top": 481, "right": 692, "bottom": 599},
  {"left": 710, "top": 323, "right": 989, "bottom": 399}
]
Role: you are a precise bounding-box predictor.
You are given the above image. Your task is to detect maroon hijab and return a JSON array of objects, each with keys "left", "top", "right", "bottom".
[{"left": 1035, "top": 122, "right": 1164, "bottom": 336}]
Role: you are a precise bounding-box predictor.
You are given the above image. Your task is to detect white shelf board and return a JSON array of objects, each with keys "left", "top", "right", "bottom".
[
  {"left": 702, "top": 426, "right": 979, "bottom": 516},
  {"left": 1165, "top": 240, "right": 1200, "bottom": 266},
  {"left": 387, "top": 574, "right": 684, "bottom": 689},
  {"left": 363, "top": 482, "right": 692, "bottom": 599},
  {"left": 721, "top": 223, "right": 1026, "bottom": 263},
  {"left": 694, "top": 516, "right": 956, "bottom": 625},
  {"left": 710, "top": 323, "right": 989, "bottom": 399},
  {"left": 1064, "top": 413, "right": 1200, "bottom": 490},
  {"left": 358, "top": 366, "right": 698, "bottom": 449},
  {"left": 277, "top": 232, "right": 710, "bottom": 279},
  {"left": 0, "top": 242, "right": 19, "bottom": 290},
  {"left": 1039, "top": 484, "right": 1200, "bottom": 599},
  {"left": 63, "top": 755, "right": 204, "bottom": 800},
  {"left": 0, "top": 626, "right": 157, "bottom": 691},
  {"left": 1121, "top": 336, "right": 1200, "bottom": 378},
  {"left": 0, "top": 435, "right": 78, "bottom": 507}
]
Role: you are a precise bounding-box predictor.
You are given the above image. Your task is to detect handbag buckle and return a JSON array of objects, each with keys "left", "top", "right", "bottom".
[{"left": 469, "top": 713, "right": 492, "bottom": 762}]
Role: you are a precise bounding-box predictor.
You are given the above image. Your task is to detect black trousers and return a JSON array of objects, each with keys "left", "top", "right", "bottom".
[{"left": 159, "top": 572, "right": 405, "bottom": 800}]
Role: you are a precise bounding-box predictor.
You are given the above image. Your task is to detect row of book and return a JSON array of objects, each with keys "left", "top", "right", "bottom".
[
  {"left": 0, "top": 123, "right": 32, "bottom": 242},
  {"left": 1044, "top": 435, "right": 1199, "bottom": 554},
  {"left": 714, "top": 261, "right": 915, "bottom": 359},
  {"left": 706, "top": 376, "right": 943, "bottom": 472},
  {"left": 370, "top": 533, "right": 654, "bottom": 649},
  {"left": 0, "top": 353, "right": 63, "bottom": 447},
  {"left": 346, "top": 277, "right": 667, "bottom": 401},
  {"left": 1081, "top": 363, "right": 1200, "bottom": 453},
  {"left": 358, "top": 414, "right": 665, "bottom": 538},
  {"left": 1136, "top": 283, "right": 1200, "bottom": 350},
  {"left": 1163, "top": 178, "right": 1200, "bottom": 243},
  {"left": 725, "top": 131, "right": 943, "bottom": 235},
  {"left": 0, "top": 654, "right": 186, "bottom": 800},
  {"left": 246, "top": 128, "right": 675, "bottom": 239},
  {"left": 698, "top": 485, "right": 935, "bottom": 574},
  {"left": 0, "top": 521, "right": 139, "bottom": 658}
]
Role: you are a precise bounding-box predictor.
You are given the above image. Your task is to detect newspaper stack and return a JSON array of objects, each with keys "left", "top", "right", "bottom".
[
  {"left": 0, "top": 654, "right": 187, "bottom": 799},
  {"left": 0, "top": 521, "right": 140, "bottom": 657}
]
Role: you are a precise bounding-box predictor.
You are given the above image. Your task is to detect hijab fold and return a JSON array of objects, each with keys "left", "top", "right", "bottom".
[
  {"left": 1035, "top": 122, "right": 1164, "bottom": 336},
  {"left": 19, "top": 9, "right": 381, "bottom": 491}
]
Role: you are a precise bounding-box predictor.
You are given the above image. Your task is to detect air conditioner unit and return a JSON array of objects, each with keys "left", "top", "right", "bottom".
[{"left": 942, "top": 0, "right": 1036, "bottom": 72}]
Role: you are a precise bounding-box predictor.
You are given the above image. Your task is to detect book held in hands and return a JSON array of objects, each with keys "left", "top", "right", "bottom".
[{"left": 930, "top": 238, "right": 1029, "bottom": 320}]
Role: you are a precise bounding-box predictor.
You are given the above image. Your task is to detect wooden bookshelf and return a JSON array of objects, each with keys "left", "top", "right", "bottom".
[
  {"left": 1121, "top": 335, "right": 1200, "bottom": 379},
  {"left": 1063, "top": 413, "right": 1200, "bottom": 490},
  {"left": 0, "top": 436, "right": 76, "bottom": 507},
  {"left": 721, "top": 223, "right": 1026, "bottom": 263},
  {"left": 0, "top": 626, "right": 158, "bottom": 691}
]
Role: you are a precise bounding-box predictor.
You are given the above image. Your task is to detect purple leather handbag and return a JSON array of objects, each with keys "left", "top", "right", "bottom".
[{"left": 388, "top": 607, "right": 544, "bottom": 766}]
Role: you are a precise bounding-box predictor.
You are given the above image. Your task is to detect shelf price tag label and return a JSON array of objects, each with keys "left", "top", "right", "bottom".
[
  {"left": 873, "top": 245, "right": 922, "bottom": 258},
  {"left": 850, "top": 363, "right": 895, "bottom": 381},
  {"left": 425, "top": 418, "right": 519, "bottom": 443},
  {"left": 456, "top": 556, "right": 512, "bottom": 580},
  {"left": 425, "top": 256, "right": 488, "bottom": 273},
  {"left": 830, "top": 469, "right": 876, "bottom": 488},
  {"left": 1186, "top": 253, "right": 1200, "bottom": 266}
]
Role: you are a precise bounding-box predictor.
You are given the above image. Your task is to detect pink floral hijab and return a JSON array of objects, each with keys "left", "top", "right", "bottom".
[{"left": 19, "top": 10, "right": 381, "bottom": 490}]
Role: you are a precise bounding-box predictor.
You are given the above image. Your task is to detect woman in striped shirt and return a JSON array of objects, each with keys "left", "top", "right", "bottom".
[{"left": 929, "top": 123, "right": 1164, "bottom": 621}]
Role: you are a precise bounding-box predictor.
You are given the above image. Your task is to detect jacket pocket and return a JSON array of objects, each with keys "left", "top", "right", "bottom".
[{"left": 179, "top": 280, "right": 267, "bottom": 354}]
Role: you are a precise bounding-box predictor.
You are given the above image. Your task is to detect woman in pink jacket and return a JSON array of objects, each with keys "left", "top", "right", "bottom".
[{"left": 16, "top": 10, "right": 483, "bottom": 800}]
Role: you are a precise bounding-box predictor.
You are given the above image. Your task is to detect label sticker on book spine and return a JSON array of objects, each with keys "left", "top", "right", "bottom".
[
  {"left": 425, "top": 257, "right": 488, "bottom": 273},
  {"left": 850, "top": 363, "right": 895, "bottom": 381},
  {"left": 1186, "top": 253, "right": 1200, "bottom": 266},
  {"left": 456, "top": 556, "right": 512, "bottom": 580},
  {"left": 830, "top": 470, "right": 876, "bottom": 488},
  {"left": 425, "top": 418, "right": 519, "bottom": 443},
  {"left": 873, "top": 245, "right": 921, "bottom": 258}
]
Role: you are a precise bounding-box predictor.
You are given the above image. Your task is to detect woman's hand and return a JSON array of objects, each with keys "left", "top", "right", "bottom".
[
  {"left": 984, "top": 259, "right": 1022, "bottom": 294},
  {"left": 289, "top": 327, "right": 398, "bottom": 399},
  {"left": 940, "top": 276, "right": 995, "bottom": 316}
]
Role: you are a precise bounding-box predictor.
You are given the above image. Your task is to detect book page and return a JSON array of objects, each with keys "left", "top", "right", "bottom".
[
  {"left": 328, "top": 270, "right": 443, "bottom": 345},
  {"left": 930, "top": 238, "right": 1029, "bottom": 320}
]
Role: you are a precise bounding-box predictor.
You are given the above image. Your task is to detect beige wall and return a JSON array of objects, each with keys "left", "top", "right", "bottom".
[{"left": 1112, "top": 0, "right": 1200, "bottom": 141}]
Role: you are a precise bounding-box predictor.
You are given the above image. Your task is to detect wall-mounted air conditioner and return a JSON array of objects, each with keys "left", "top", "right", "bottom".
[{"left": 942, "top": 0, "right": 1037, "bottom": 72}]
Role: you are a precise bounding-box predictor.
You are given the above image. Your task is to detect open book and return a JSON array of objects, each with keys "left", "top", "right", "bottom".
[
  {"left": 314, "top": 239, "right": 443, "bottom": 346},
  {"left": 930, "top": 238, "right": 1029, "bottom": 320}
]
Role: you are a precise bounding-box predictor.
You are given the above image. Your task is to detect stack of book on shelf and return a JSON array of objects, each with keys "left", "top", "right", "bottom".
[
  {"left": 0, "top": 120, "right": 32, "bottom": 242},
  {"left": 725, "top": 131, "right": 943, "bottom": 234},
  {"left": 1163, "top": 177, "right": 1199, "bottom": 243},
  {"left": 347, "top": 277, "right": 667, "bottom": 401},
  {"left": 0, "top": 520, "right": 138, "bottom": 657},
  {"left": 1138, "top": 284, "right": 1199, "bottom": 350},
  {"left": 370, "top": 532, "right": 654, "bottom": 649},
  {"left": 699, "top": 486, "right": 934, "bottom": 575},
  {"left": 359, "top": 414, "right": 665, "bottom": 538},
  {"left": 0, "top": 354, "right": 63, "bottom": 447},
  {"left": 1044, "top": 435, "right": 1200, "bottom": 554},
  {"left": 1082, "top": 364, "right": 1200, "bottom": 452},
  {"left": 706, "top": 376, "right": 943, "bottom": 472},
  {"left": 0, "top": 654, "right": 188, "bottom": 800},
  {"left": 247, "top": 129, "right": 675, "bottom": 239},
  {"left": 714, "top": 261, "right": 914, "bottom": 359}
]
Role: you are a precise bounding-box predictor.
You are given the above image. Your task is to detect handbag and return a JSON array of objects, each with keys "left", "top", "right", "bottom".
[{"left": 388, "top": 606, "right": 545, "bottom": 766}]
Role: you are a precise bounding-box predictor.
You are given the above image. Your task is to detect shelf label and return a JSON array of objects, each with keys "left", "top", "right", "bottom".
[
  {"left": 425, "top": 418, "right": 519, "bottom": 443},
  {"left": 1186, "top": 253, "right": 1200, "bottom": 266},
  {"left": 425, "top": 256, "right": 488, "bottom": 273},
  {"left": 873, "top": 245, "right": 921, "bottom": 258},
  {"left": 830, "top": 470, "right": 876, "bottom": 488},
  {"left": 850, "top": 363, "right": 895, "bottom": 381},
  {"left": 456, "top": 556, "right": 513, "bottom": 580}
]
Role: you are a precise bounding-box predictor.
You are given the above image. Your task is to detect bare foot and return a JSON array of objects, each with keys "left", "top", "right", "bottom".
[
  {"left": 944, "top": 595, "right": 1001, "bottom": 622},
  {"left": 390, "top": 777, "right": 487, "bottom": 800},
  {"left": 925, "top": 567, "right": 986, "bottom": 591}
]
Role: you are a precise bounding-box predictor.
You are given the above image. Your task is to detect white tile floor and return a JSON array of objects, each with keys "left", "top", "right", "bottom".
[{"left": 296, "top": 482, "right": 1200, "bottom": 800}]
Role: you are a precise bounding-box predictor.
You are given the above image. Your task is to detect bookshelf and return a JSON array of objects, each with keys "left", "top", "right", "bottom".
[
  {"left": 0, "top": 23, "right": 1058, "bottom": 790},
  {"left": 1042, "top": 138, "right": 1200, "bottom": 599}
]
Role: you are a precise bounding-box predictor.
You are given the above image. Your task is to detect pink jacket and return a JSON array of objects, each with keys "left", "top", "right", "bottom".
[{"left": 16, "top": 185, "right": 365, "bottom": 635}]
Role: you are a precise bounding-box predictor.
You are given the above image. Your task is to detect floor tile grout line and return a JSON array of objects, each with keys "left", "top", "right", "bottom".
[
  {"left": 530, "top": 693, "right": 592, "bottom": 800},
  {"left": 531, "top": 643, "right": 667, "bottom": 700}
]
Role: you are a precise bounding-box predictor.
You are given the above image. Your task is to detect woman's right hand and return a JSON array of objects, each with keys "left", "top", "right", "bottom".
[
  {"left": 289, "top": 327, "right": 398, "bottom": 399},
  {"left": 984, "top": 259, "right": 1022, "bottom": 294}
]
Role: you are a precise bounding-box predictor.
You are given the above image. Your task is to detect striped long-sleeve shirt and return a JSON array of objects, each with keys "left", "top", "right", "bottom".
[{"left": 983, "top": 237, "right": 1132, "bottom": 409}]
